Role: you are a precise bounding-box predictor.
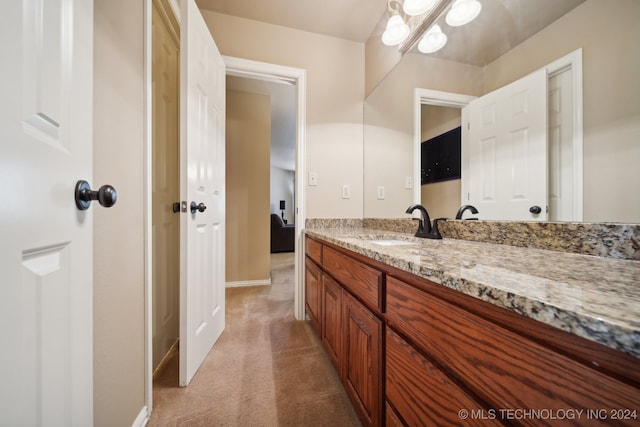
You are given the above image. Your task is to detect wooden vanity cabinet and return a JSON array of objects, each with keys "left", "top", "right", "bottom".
[
  {"left": 306, "top": 234, "right": 640, "bottom": 426},
  {"left": 305, "top": 236, "right": 383, "bottom": 427},
  {"left": 386, "top": 274, "right": 640, "bottom": 426}
]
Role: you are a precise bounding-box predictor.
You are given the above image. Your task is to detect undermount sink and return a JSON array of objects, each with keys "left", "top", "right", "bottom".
[{"left": 367, "top": 239, "right": 416, "bottom": 246}]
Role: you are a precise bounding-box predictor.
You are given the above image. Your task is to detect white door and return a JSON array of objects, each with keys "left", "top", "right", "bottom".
[
  {"left": 464, "top": 69, "right": 548, "bottom": 221},
  {"left": 0, "top": 0, "right": 94, "bottom": 425},
  {"left": 179, "top": 0, "right": 226, "bottom": 386}
]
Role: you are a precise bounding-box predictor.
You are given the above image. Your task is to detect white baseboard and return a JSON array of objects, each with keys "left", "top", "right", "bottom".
[
  {"left": 132, "top": 406, "right": 149, "bottom": 427},
  {"left": 225, "top": 278, "right": 271, "bottom": 288}
]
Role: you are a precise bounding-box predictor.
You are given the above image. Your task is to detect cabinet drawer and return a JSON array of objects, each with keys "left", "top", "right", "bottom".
[
  {"left": 305, "top": 236, "right": 322, "bottom": 265},
  {"left": 386, "top": 276, "right": 640, "bottom": 419},
  {"left": 386, "top": 328, "right": 499, "bottom": 426},
  {"left": 323, "top": 246, "right": 382, "bottom": 311}
]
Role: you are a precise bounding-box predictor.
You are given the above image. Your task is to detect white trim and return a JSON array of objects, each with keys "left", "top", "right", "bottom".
[
  {"left": 413, "top": 88, "right": 476, "bottom": 207},
  {"left": 143, "top": 0, "right": 153, "bottom": 419},
  {"left": 543, "top": 48, "right": 584, "bottom": 221},
  {"left": 225, "top": 279, "right": 272, "bottom": 288},
  {"left": 131, "top": 406, "right": 150, "bottom": 427},
  {"left": 223, "top": 56, "right": 307, "bottom": 321}
]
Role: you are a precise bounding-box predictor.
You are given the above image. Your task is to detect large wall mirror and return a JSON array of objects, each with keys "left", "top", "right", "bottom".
[{"left": 364, "top": 0, "right": 640, "bottom": 223}]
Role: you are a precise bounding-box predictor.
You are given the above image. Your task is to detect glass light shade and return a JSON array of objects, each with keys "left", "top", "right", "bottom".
[
  {"left": 418, "top": 24, "right": 447, "bottom": 53},
  {"left": 402, "top": 0, "right": 436, "bottom": 16},
  {"left": 382, "top": 14, "right": 410, "bottom": 46},
  {"left": 445, "top": 0, "right": 482, "bottom": 27}
]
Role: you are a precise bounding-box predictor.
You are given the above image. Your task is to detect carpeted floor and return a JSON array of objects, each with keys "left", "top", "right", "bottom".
[{"left": 148, "top": 252, "right": 361, "bottom": 427}]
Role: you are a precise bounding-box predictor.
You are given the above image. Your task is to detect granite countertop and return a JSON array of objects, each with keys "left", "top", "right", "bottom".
[{"left": 305, "top": 227, "right": 640, "bottom": 359}]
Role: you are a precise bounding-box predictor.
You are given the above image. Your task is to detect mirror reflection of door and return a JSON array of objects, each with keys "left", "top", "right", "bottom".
[{"left": 421, "top": 53, "right": 580, "bottom": 222}]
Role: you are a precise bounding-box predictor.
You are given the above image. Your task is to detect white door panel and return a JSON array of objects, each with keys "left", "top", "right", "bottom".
[
  {"left": 179, "top": 0, "right": 226, "bottom": 386},
  {"left": 465, "top": 69, "right": 548, "bottom": 221},
  {"left": 1, "top": 0, "right": 93, "bottom": 425}
]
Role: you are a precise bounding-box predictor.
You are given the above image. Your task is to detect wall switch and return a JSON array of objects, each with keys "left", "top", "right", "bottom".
[
  {"left": 405, "top": 176, "right": 413, "bottom": 189},
  {"left": 342, "top": 184, "right": 351, "bottom": 199},
  {"left": 309, "top": 172, "right": 318, "bottom": 186},
  {"left": 377, "top": 186, "right": 385, "bottom": 200}
]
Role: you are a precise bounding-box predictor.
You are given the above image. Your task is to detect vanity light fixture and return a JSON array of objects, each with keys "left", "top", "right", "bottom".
[
  {"left": 382, "top": 0, "right": 410, "bottom": 46},
  {"left": 418, "top": 24, "right": 447, "bottom": 53},
  {"left": 445, "top": 0, "right": 482, "bottom": 27},
  {"left": 402, "top": 0, "right": 437, "bottom": 16}
]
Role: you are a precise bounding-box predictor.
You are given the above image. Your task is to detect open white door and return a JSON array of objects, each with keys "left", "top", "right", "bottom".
[
  {"left": 0, "top": 0, "right": 94, "bottom": 425},
  {"left": 464, "top": 69, "right": 548, "bottom": 221},
  {"left": 179, "top": 0, "right": 226, "bottom": 386}
]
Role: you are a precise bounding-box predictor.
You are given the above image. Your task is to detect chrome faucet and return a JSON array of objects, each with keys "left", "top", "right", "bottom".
[
  {"left": 455, "top": 204, "right": 479, "bottom": 220},
  {"left": 405, "top": 204, "right": 444, "bottom": 239}
]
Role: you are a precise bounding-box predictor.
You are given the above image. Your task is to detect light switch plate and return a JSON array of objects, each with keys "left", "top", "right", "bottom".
[
  {"left": 342, "top": 184, "right": 351, "bottom": 199},
  {"left": 377, "top": 186, "right": 385, "bottom": 200},
  {"left": 405, "top": 176, "right": 413, "bottom": 189},
  {"left": 309, "top": 172, "right": 318, "bottom": 186}
]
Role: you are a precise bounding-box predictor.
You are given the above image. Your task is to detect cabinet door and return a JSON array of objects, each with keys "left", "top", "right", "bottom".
[
  {"left": 322, "top": 274, "right": 342, "bottom": 372},
  {"left": 305, "top": 257, "right": 322, "bottom": 336},
  {"left": 386, "top": 328, "right": 501, "bottom": 426},
  {"left": 342, "top": 292, "right": 383, "bottom": 427}
]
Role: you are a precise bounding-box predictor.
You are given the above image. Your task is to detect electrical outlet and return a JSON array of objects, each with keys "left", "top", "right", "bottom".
[
  {"left": 309, "top": 172, "right": 318, "bottom": 186},
  {"left": 377, "top": 186, "right": 385, "bottom": 200},
  {"left": 342, "top": 184, "right": 351, "bottom": 199},
  {"left": 405, "top": 176, "right": 413, "bottom": 189}
]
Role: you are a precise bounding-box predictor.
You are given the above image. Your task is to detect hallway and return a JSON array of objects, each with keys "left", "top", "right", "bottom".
[{"left": 149, "top": 253, "right": 361, "bottom": 426}]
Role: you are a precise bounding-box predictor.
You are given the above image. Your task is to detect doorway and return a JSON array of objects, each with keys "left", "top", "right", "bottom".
[{"left": 225, "top": 57, "right": 308, "bottom": 321}]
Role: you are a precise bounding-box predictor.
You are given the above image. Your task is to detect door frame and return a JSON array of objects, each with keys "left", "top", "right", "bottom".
[
  {"left": 413, "top": 48, "right": 583, "bottom": 221},
  {"left": 142, "top": 1, "right": 307, "bottom": 417},
  {"left": 224, "top": 55, "right": 307, "bottom": 322}
]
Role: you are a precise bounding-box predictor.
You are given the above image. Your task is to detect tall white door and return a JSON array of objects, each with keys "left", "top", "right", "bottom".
[
  {"left": 464, "top": 69, "right": 548, "bottom": 221},
  {"left": 0, "top": 0, "right": 94, "bottom": 425},
  {"left": 179, "top": 0, "right": 226, "bottom": 386}
]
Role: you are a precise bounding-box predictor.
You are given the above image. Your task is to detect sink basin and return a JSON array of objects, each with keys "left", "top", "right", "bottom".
[{"left": 367, "top": 239, "right": 416, "bottom": 246}]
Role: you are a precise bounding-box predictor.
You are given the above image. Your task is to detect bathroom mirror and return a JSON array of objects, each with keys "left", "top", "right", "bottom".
[{"left": 363, "top": 0, "right": 640, "bottom": 223}]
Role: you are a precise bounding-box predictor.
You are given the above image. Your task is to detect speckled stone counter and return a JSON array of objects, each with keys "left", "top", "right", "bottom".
[{"left": 305, "top": 227, "right": 640, "bottom": 359}]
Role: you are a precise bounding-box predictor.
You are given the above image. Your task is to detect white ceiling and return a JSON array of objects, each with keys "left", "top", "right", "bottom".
[{"left": 196, "top": 0, "right": 388, "bottom": 43}]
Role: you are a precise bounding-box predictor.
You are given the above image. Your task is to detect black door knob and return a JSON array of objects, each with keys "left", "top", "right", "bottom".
[
  {"left": 190, "top": 201, "right": 207, "bottom": 214},
  {"left": 529, "top": 205, "right": 542, "bottom": 214},
  {"left": 75, "top": 180, "right": 117, "bottom": 210}
]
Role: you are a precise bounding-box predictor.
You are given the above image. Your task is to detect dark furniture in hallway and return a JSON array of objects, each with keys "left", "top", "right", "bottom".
[{"left": 271, "top": 213, "right": 295, "bottom": 253}]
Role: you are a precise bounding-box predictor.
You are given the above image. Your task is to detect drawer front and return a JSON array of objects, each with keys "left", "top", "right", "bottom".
[
  {"left": 305, "top": 236, "right": 322, "bottom": 265},
  {"left": 323, "top": 246, "right": 382, "bottom": 311},
  {"left": 386, "top": 276, "right": 640, "bottom": 417},
  {"left": 386, "top": 328, "right": 499, "bottom": 427}
]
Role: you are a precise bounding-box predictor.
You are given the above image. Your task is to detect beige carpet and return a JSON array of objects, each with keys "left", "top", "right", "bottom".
[{"left": 149, "top": 252, "right": 361, "bottom": 427}]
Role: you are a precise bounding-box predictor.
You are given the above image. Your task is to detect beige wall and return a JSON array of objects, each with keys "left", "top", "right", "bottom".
[
  {"left": 420, "top": 105, "right": 461, "bottom": 219},
  {"left": 226, "top": 90, "right": 271, "bottom": 283},
  {"left": 201, "top": 11, "right": 365, "bottom": 219},
  {"left": 482, "top": 0, "right": 640, "bottom": 223},
  {"left": 93, "top": 0, "right": 146, "bottom": 425}
]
